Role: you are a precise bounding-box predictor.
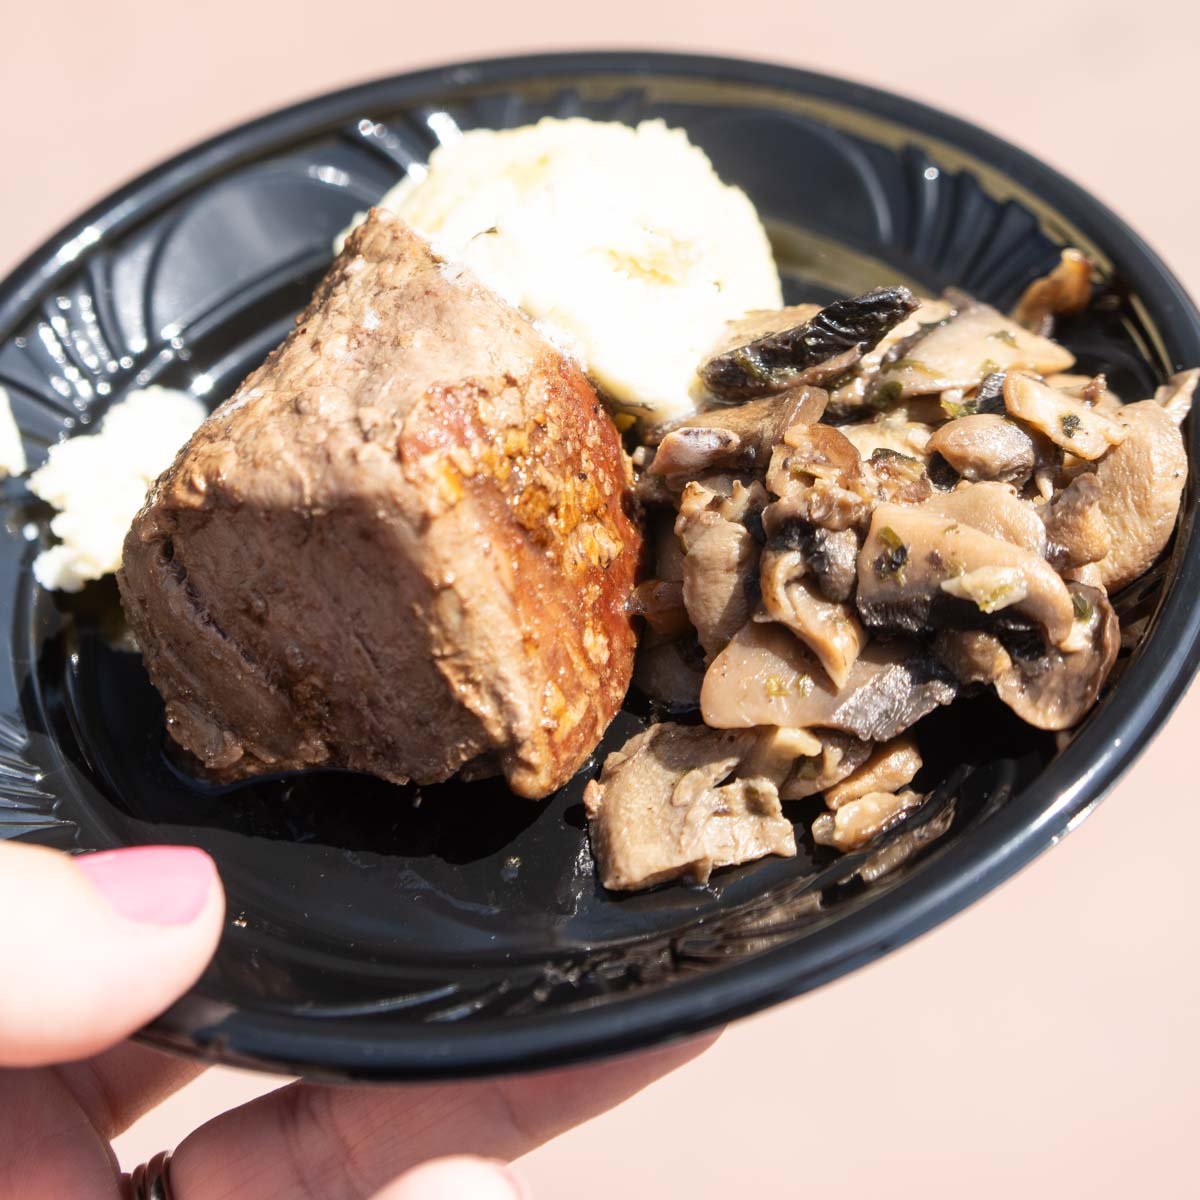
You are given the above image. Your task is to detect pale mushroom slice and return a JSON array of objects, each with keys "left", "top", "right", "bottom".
[
  {"left": 780, "top": 731, "right": 872, "bottom": 800},
  {"left": 920, "top": 482, "right": 1047, "bottom": 555},
  {"left": 1046, "top": 372, "right": 1123, "bottom": 415},
  {"left": 648, "top": 386, "right": 827, "bottom": 480},
  {"left": 1042, "top": 473, "right": 1111, "bottom": 569},
  {"left": 1003, "top": 371, "right": 1125, "bottom": 460},
  {"left": 926, "top": 414, "right": 1036, "bottom": 486},
  {"left": 824, "top": 735, "right": 923, "bottom": 809},
  {"left": 841, "top": 417, "right": 934, "bottom": 462},
  {"left": 700, "top": 621, "right": 956, "bottom": 739},
  {"left": 583, "top": 723, "right": 796, "bottom": 891},
  {"left": 1154, "top": 368, "right": 1199, "bottom": 427},
  {"left": 856, "top": 502, "right": 1076, "bottom": 649},
  {"left": 699, "top": 288, "right": 918, "bottom": 400},
  {"left": 757, "top": 548, "right": 867, "bottom": 688},
  {"left": 1080, "top": 399, "right": 1189, "bottom": 591},
  {"left": 812, "top": 789, "right": 924, "bottom": 852},
  {"left": 1011, "top": 249, "right": 1093, "bottom": 334},
  {"left": 873, "top": 298, "right": 1075, "bottom": 400},
  {"left": 764, "top": 424, "right": 874, "bottom": 531},
  {"left": 676, "top": 479, "right": 766, "bottom": 657}
]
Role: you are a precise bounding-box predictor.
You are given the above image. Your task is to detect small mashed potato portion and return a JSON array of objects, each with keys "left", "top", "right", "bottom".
[
  {"left": 29, "top": 386, "right": 206, "bottom": 592},
  {"left": 352, "top": 118, "right": 782, "bottom": 423}
]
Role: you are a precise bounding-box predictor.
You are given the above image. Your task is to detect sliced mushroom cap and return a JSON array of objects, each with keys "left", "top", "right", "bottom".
[
  {"left": 700, "top": 287, "right": 919, "bottom": 400},
  {"left": 1046, "top": 372, "right": 1123, "bottom": 415},
  {"left": 764, "top": 424, "right": 875, "bottom": 531},
  {"left": 780, "top": 731, "right": 873, "bottom": 799},
  {"left": 676, "top": 480, "right": 765, "bottom": 657},
  {"left": 873, "top": 299, "right": 1075, "bottom": 400},
  {"left": 1084, "top": 398, "right": 1189, "bottom": 590},
  {"left": 583, "top": 723, "right": 796, "bottom": 890},
  {"left": 1042, "top": 472, "right": 1111, "bottom": 568},
  {"left": 1154, "top": 367, "right": 1199, "bottom": 427},
  {"left": 856, "top": 502, "right": 1075, "bottom": 647},
  {"left": 864, "top": 448, "right": 934, "bottom": 506},
  {"left": 649, "top": 386, "right": 828, "bottom": 479},
  {"left": 741, "top": 724, "right": 824, "bottom": 783},
  {"left": 926, "top": 414, "right": 1036, "bottom": 485},
  {"left": 812, "top": 789, "right": 924, "bottom": 851},
  {"left": 1003, "top": 371, "right": 1126, "bottom": 460},
  {"left": 757, "top": 546, "right": 867, "bottom": 688},
  {"left": 824, "top": 735, "right": 923, "bottom": 809},
  {"left": 700, "top": 620, "right": 956, "bottom": 740},
  {"left": 920, "top": 482, "right": 1047, "bottom": 555},
  {"left": 993, "top": 584, "right": 1119, "bottom": 730},
  {"left": 762, "top": 516, "right": 859, "bottom": 604},
  {"left": 1012, "top": 249, "right": 1093, "bottom": 334},
  {"left": 841, "top": 417, "right": 933, "bottom": 462}
]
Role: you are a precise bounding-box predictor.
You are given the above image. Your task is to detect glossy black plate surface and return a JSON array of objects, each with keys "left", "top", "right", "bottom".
[{"left": 1, "top": 52, "right": 1198, "bottom": 1080}]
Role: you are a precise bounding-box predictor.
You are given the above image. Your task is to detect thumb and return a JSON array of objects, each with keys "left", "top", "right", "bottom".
[
  {"left": 374, "top": 1157, "right": 529, "bottom": 1199},
  {"left": 0, "top": 841, "right": 223, "bottom": 1067}
]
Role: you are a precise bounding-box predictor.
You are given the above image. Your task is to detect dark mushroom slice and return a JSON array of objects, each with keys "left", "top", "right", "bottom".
[
  {"left": 827, "top": 298, "right": 956, "bottom": 418},
  {"left": 872, "top": 298, "right": 1075, "bottom": 401},
  {"left": 1042, "top": 473, "right": 1111, "bottom": 569},
  {"left": 700, "top": 620, "right": 956, "bottom": 741},
  {"left": 675, "top": 479, "right": 767, "bottom": 658},
  {"left": 647, "top": 385, "right": 828, "bottom": 479},
  {"left": 812, "top": 789, "right": 924, "bottom": 852},
  {"left": 632, "top": 631, "right": 706, "bottom": 712},
  {"left": 757, "top": 546, "right": 867, "bottom": 687},
  {"left": 1012, "top": 249, "right": 1093, "bottom": 335},
  {"left": 762, "top": 517, "right": 859, "bottom": 603},
  {"left": 934, "top": 584, "right": 1118, "bottom": 731},
  {"left": 780, "top": 731, "right": 872, "bottom": 800},
  {"left": 823, "top": 735, "right": 923, "bottom": 808},
  {"left": 1003, "top": 372, "right": 1125, "bottom": 460},
  {"left": 920, "top": 482, "right": 1047, "bottom": 555},
  {"left": 1154, "top": 367, "right": 1199, "bottom": 426},
  {"left": 1076, "top": 398, "right": 1189, "bottom": 591},
  {"left": 926, "top": 414, "right": 1036, "bottom": 486},
  {"left": 856, "top": 502, "right": 1076, "bottom": 648},
  {"left": 583, "top": 723, "right": 797, "bottom": 891},
  {"left": 700, "top": 287, "right": 919, "bottom": 401}
]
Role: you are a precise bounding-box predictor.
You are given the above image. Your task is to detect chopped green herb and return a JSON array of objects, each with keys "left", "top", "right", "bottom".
[
  {"left": 879, "top": 525, "right": 904, "bottom": 551},
  {"left": 979, "top": 358, "right": 1001, "bottom": 377},
  {"left": 941, "top": 397, "right": 977, "bottom": 420},
  {"left": 765, "top": 675, "right": 790, "bottom": 698},
  {"left": 870, "top": 379, "right": 905, "bottom": 409},
  {"left": 1072, "top": 592, "right": 1094, "bottom": 621},
  {"left": 1061, "top": 413, "right": 1082, "bottom": 438},
  {"left": 988, "top": 329, "right": 1018, "bottom": 347}
]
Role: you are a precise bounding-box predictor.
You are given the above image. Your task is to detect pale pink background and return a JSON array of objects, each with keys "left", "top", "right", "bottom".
[{"left": 4, "top": 3, "right": 1198, "bottom": 1195}]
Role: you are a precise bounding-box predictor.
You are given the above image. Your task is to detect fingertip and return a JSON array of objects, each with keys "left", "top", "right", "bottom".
[{"left": 376, "top": 1156, "right": 528, "bottom": 1199}]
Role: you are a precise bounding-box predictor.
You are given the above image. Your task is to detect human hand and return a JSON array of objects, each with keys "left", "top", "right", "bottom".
[{"left": 0, "top": 841, "right": 715, "bottom": 1197}]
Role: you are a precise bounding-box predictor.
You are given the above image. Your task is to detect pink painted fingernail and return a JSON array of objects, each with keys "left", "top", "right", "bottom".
[{"left": 76, "top": 845, "right": 216, "bottom": 926}]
